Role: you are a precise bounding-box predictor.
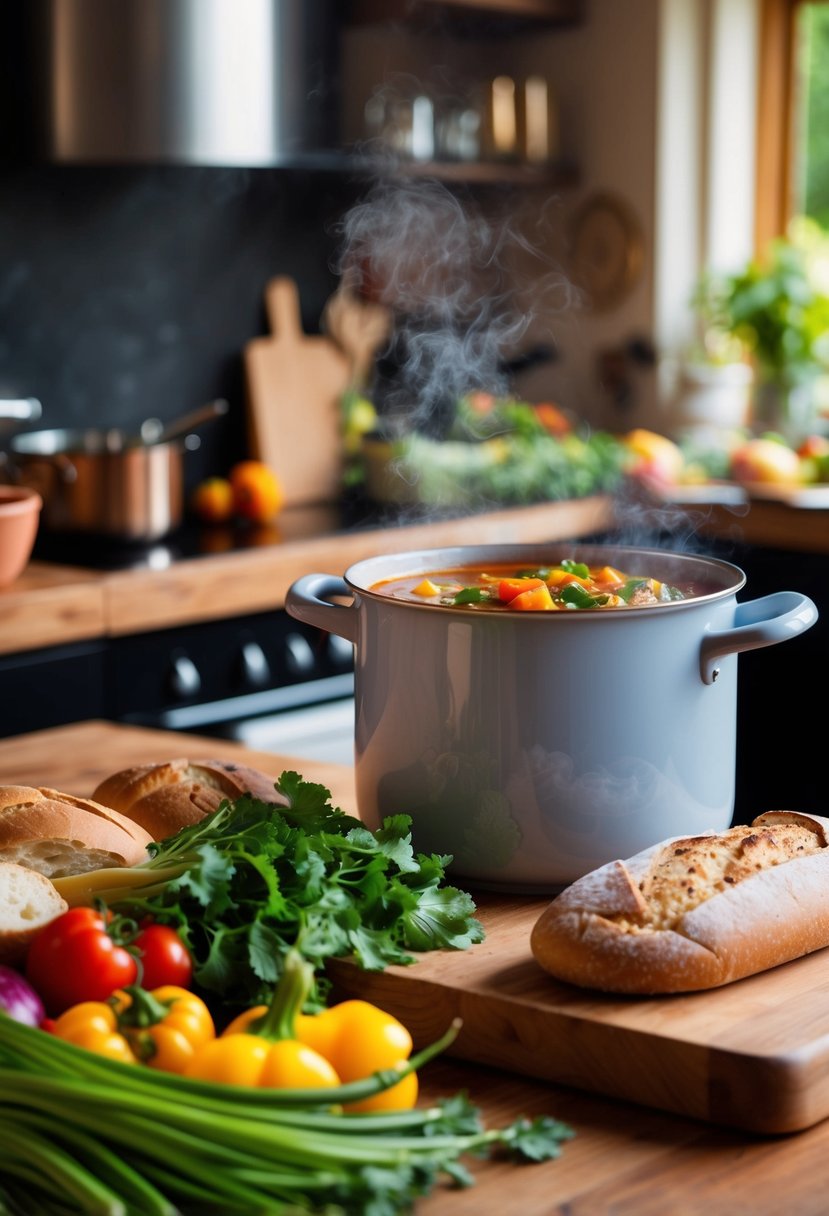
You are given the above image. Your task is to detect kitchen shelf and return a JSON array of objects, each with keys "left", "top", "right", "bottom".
[
  {"left": 398, "top": 157, "right": 579, "bottom": 186},
  {"left": 348, "top": 152, "right": 580, "bottom": 188},
  {"left": 346, "top": 0, "right": 584, "bottom": 32}
]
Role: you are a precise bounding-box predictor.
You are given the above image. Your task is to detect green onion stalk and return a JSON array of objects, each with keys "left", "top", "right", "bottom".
[{"left": 0, "top": 1012, "right": 573, "bottom": 1215}]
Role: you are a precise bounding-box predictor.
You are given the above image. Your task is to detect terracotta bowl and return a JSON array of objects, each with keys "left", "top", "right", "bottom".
[{"left": 0, "top": 485, "right": 42, "bottom": 587}]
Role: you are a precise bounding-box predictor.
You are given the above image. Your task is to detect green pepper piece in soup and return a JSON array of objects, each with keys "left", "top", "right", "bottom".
[
  {"left": 453, "top": 586, "right": 492, "bottom": 605},
  {"left": 560, "top": 583, "right": 610, "bottom": 609},
  {"left": 560, "top": 559, "right": 591, "bottom": 579}
]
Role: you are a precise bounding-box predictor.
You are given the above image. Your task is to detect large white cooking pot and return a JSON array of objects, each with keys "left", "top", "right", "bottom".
[{"left": 286, "top": 544, "right": 818, "bottom": 893}]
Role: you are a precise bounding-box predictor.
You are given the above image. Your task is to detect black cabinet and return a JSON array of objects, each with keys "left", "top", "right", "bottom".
[
  {"left": 0, "top": 640, "right": 108, "bottom": 737},
  {"left": 721, "top": 542, "right": 828, "bottom": 822}
]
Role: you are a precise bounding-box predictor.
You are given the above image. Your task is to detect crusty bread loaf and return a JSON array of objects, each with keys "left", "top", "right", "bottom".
[
  {"left": 0, "top": 787, "right": 153, "bottom": 877},
  {"left": 0, "top": 860, "right": 68, "bottom": 965},
  {"left": 91, "top": 758, "right": 284, "bottom": 842},
  {"left": 530, "top": 811, "right": 829, "bottom": 994}
]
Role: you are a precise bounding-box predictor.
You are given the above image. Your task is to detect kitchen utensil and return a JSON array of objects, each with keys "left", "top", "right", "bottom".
[
  {"left": 243, "top": 276, "right": 352, "bottom": 507},
  {"left": 321, "top": 288, "right": 391, "bottom": 390},
  {"left": 6, "top": 429, "right": 188, "bottom": 540},
  {"left": 286, "top": 542, "right": 818, "bottom": 892},
  {"left": 327, "top": 891, "right": 829, "bottom": 1135},
  {"left": 0, "top": 486, "right": 41, "bottom": 586},
  {"left": 138, "top": 398, "right": 229, "bottom": 446}
]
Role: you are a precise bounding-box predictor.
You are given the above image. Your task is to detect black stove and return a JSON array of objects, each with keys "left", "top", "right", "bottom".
[{"left": 32, "top": 524, "right": 201, "bottom": 571}]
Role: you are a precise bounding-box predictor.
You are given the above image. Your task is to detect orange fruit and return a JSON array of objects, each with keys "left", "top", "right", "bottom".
[
  {"left": 229, "top": 461, "right": 284, "bottom": 524},
  {"left": 190, "top": 477, "right": 234, "bottom": 524}
]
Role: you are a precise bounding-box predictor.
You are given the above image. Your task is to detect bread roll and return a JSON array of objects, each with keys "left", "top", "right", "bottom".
[
  {"left": 530, "top": 811, "right": 829, "bottom": 994},
  {"left": 0, "top": 785, "right": 152, "bottom": 879},
  {"left": 0, "top": 860, "right": 68, "bottom": 965},
  {"left": 92, "top": 758, "right": 284, "bottom": 842}
]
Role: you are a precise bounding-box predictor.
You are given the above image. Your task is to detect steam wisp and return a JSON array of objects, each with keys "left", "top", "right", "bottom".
[{"left": 333, "top": 177, "right": 578, "bottom": 437}]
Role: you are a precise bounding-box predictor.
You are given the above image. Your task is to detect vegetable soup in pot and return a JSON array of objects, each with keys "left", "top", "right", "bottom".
[
  {"left": 287, "top": 542, "right": 818, "bottom": 891},
  {"left": 370, "top": 557, "right": 711, "bottom": 611}
]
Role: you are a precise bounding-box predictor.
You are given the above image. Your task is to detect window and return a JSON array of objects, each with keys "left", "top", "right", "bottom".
[
  {"left": 793, "top": 2, "right": 829, "bottom": 224},
  {"left": 757, "top": 0, "right": 829, "bottom": 244}
]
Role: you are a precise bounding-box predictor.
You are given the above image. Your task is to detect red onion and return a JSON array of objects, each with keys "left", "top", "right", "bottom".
[{"left": 0, "top": 964, "right": 45, "bottom": 1027}]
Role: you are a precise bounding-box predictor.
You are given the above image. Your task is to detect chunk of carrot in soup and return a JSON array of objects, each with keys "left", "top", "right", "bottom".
[
  {"left": 596, "top": 565, "right": 626, "bottom": 586},
  {"left": 510, "top": 584, "right": 556, "bottom": 611}
]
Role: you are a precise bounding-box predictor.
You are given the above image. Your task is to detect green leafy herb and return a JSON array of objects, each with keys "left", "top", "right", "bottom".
[{"left": 55, "top": 773, "right": 485, "bottom": 1010}]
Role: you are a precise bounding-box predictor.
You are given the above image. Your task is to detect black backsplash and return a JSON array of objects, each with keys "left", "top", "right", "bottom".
[{"left": 0, "top": 164, "right": 363, "bottom": 488}]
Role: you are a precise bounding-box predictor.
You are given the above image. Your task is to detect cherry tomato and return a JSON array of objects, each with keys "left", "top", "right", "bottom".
[
  {"left": 133, "top": 924, "right": 193, "bottom": 990},
  {"left": 25, "top": 907, "right": 138, "bottom": 1016}
]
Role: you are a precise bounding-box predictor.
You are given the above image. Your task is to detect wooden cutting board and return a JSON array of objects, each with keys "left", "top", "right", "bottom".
[
  {"left": 243, "top": 277, "right": 352, "bottom": 506},
  {"left": 326, "top": 892, "right": 829, "bottom": 1135}
]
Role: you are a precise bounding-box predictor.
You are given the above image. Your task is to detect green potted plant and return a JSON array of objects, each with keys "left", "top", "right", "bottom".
[{"left": 713, "top": 217, "right": 829, "bottom": 442}]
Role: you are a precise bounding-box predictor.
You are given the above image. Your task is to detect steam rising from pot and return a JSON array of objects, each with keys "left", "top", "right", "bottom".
[{"left": 332, "top": 177, "right": 579, "bottom": 437}]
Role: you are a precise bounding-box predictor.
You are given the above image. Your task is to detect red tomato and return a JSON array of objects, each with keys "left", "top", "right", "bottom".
[
  {"left": 133, "top": 924, "right": 193, "bottom": 990},
  {"left": 25, "top": 907, "right": 138, "bottom": 1016}
]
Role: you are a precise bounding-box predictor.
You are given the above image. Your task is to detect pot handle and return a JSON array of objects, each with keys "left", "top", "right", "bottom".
[
  {"left": 700, "top": 591, "right": 818, "bottom": 684},
  {"left": 286, "top": 574, "right": 359, "bottom": 644}
]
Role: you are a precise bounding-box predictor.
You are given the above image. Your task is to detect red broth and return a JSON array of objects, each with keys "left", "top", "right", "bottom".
[{"left": 369, "top": 558, "right": 698, "bottom": 611}]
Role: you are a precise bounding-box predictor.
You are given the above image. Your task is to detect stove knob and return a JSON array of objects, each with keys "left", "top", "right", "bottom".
[
  {"left": 238, "top": 641, "right": 271, "bottom": 689},
  {"left": 167, "top": 652, "right": 201, "bottom": 699},
  {"left": 285, "top": 631, "right": 315, "bottom": 678}
]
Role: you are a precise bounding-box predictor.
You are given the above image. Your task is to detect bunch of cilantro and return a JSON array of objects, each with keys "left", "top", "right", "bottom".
[{"left": 98, "top": 772, "right": 485, "bottom": 1009}]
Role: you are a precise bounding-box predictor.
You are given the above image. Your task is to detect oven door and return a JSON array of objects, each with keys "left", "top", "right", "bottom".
[
  {"left": 217, "top": 694, "right": 356, "bottom": 768},
  {"left": 112, "top": 609, "right": 355, "bottom": 767}
]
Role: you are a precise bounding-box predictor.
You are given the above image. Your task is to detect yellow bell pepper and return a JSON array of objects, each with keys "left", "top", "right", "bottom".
[
  {"left": 303, "top": 999, "right": 418, "bottom": 1113},
  {"left": 223, "top": 988, "right": 417, "bottom": 1112},
  {"left": 185, "top": 951, "right": 341, "bottom": 1090},
  {"left": 50, "top": 1001, "right": 138, "bottom": 1065},
  {"left": 113, "top": 985, "right": 215, "bottom": 1073},
  {"left": 50, "top": 985, "right": 215, "bottom": 1074}
]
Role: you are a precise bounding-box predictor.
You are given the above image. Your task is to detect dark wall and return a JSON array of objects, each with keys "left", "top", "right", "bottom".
[{"left": 0, "top": 164, "right": 363, "bottom": 487}]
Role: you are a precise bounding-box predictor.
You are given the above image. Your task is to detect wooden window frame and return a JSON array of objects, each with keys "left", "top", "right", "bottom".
[
  {"left": 756, "top": 0, "right": 799, "bottom": 250},
  {"left": 755, "top": 0, "right": 829, "bottom": 247}
]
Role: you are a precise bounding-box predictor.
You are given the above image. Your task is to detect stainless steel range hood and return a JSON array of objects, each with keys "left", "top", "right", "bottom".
[{"left": 31, "top": 0, "right": 341, "bottom": 166}]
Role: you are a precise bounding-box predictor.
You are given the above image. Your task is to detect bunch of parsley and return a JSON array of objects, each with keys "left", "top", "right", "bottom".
[{"left": 94, "top": 771, "right": 485, "bottom": 1009}]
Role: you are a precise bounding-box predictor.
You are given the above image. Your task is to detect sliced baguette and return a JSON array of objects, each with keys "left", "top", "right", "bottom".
[
  {"left": 0, "top": 786, "right": 153, "bottom": 877},
  {"left": 0, "top": 860, "right": 68, "bottom": 965},
  {"left": 530, "top": 811, "right": 829, "bottom": 994},
  {"left": 92, "top": 758, "right": 284, "bottom": 842}
]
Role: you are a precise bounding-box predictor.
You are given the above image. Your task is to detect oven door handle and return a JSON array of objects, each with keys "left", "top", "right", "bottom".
[{"left": 286, "top": 574, "right": 359, "bottom": 644}]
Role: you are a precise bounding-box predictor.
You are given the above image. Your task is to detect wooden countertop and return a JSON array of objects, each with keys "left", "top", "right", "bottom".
[
  {"left": 2, "top": 493, "right": 826, "bottom": 660},
  {"left": 0, "top": 497, "right": 614, "bottom": 656},
  {"left": 3, "top": 719, "right": 828, "bottom": 1216},
  {"left": 696, "top": 496, "right": 829, "bottom": 553}
]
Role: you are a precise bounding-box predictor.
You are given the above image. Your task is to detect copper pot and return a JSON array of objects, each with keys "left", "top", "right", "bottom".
[
  {"left": 3, "top": 400, "right": 228, "bottom": 540},
  {"left": 5, "top": 428, "right": 187, "bottom": 540}
]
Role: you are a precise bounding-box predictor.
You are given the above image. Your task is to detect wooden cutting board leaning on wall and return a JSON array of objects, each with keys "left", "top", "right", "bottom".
[{"left": 243, "top": 277, "right": 352, "bottom": 507}]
